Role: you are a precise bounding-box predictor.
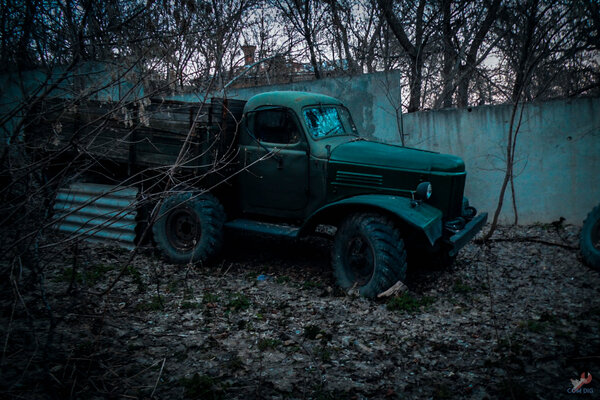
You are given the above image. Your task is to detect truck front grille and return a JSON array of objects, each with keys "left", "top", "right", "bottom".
[
  {"left": 447, "top": 174, "right": 466, "bottom": 219},
  {"left": 335, "top": 170, "right": 383, "bottom": 187}
]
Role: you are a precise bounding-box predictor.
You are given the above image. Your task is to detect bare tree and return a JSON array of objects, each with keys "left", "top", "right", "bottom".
[
  {"left": 485, "top": 0, "right": 594, "bottom": 238},
  {"left": 377, "top": 0, "right": 437, "bottom": 112},
  {"left": 270, "top": 0, "right": 327, "bottom": 79}
]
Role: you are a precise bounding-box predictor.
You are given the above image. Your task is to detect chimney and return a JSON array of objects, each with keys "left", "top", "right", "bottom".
[{"left": 241, "top": 44, "right": 256, "bottom": 66}]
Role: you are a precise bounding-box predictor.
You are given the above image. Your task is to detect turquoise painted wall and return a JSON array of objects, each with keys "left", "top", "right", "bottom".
[
  {"left": 401, "top": 98, "right": 600, "bottom": 224},
  {"left": 0, "top": 62, "right": 144, "bottom": 143}
]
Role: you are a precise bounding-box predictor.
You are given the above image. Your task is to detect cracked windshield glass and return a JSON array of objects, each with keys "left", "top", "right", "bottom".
[{"left": 303, "top": 106, "right": 358, "bottom": 139}]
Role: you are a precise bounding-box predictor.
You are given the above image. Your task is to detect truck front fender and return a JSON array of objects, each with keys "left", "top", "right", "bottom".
[{"left": 302, "top": 194, "right": 443, "bottom": 245}]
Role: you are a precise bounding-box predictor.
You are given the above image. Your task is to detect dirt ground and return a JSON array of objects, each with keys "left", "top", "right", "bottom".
[{"left": 0, "top": 223, "right": 599, "bottom": 399}]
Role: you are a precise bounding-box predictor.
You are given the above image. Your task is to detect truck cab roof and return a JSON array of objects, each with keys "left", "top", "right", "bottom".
[{"left": 244, "top": 91, "right": 343, "bottom": 115}]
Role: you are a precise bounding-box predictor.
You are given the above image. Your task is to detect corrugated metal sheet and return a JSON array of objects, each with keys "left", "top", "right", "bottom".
[{"left": 53, "top": 183, "right": 139, "bottom": 249}]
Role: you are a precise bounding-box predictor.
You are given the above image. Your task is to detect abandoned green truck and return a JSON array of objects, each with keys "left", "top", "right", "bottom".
[{"left": 31, "top": 91, "right": 487, "bottom": 297}]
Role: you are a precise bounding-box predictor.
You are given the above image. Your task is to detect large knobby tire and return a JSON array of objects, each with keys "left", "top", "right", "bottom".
[
  {"left": 332, "top": 213, "right": 407, "bottom": 298},
  {"left": 580, "top": 203, "right": 600, "bottom": 270},
  {"left": 153, "top": 192, "right": 225, "bottom": 264}
]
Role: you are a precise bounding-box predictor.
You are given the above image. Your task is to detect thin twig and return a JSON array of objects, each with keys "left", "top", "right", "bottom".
[
  {"left": 475, "top": 237, "right": 578, "bottom": 250},
  {"left": 150, "top": 358, "right": 166, "bottom": 398}
]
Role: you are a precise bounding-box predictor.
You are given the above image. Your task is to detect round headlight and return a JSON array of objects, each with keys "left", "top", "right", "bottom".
[{"left": 416, "top": 182, "right": 432, "bottom": 201}]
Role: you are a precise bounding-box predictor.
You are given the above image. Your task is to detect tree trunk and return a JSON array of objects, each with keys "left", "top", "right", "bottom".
[
  {"left": 439, "top": 0, "right": 454, "bottom": 108},
  {"left": 456, "top": 0, "right": 502, "bottom": 107},
  {"left": 377, "top": 0, "right": 425, "bottom": 112}
]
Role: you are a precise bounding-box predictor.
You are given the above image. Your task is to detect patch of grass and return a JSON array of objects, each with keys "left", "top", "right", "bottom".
[
  {"left": 309, "top": 385, "right": 352, "bottom": 400},
  {"left": 86, "top": 263, "right": 115, "bottom": 284},
  {"left": 75, "top": 340, "right": 94, "bottom": 354},
  {"left": 496, "top": 335, "right": 523, "bottom": 355},
  {"left": 304, "top": 324, "right": 322, "bottom": 340},
  {"left": 166, "top": 279, "right": 179, "bottom": 293},
  {"left": 181, "top": 301, "right": 201, "bottom": 310},
  {"left": 202, "top": 291, "right": 219, "bottom": 304},
  {"left": 245, "top": 272, "right": 259, "bottom": 281},
  {"left": 286, "top": 344, "right": 301, "bottom": 354},
  {"left": 314, "top": 345, "right": 332, "bottom": 363},
  {"left": 257, "top": 338, "right": 281, "bottom": 351},
  {"left": 434, "top": 383, "right": 452, "bottom": 399},
  {"left": 539, "top": 312, "right": 558, "bottom": 323},
  {"left": 183, "top": 286, "right": 194, "bottom": 300},
  {"left": 452, "top": 279, "right": 472, "bottom": 295},
  {"left": 302, "top": 280, "right": 322, "bottom": 289},
  {"left": 175, "top": 351, "right": 188, "bottom": 362},
  {"left": 226, "top": 355, "right": 244, "bottom": 371},
  {"left": 276, "top": 275, "right": 291, "bottom": 284},
  {"left": 386, "top": 293, "right": 435, "bottom": 312},
  {"left": 303, "top": 324, "right": 332, "bottom": 342},
  {"left": 497, "top": 378, "right": 532, "bottom": 399},
  {"left": 135, "top": 295, "right": 164, "bottom": 312},
  {"left": 180, "top": 373, "right": 225, "bottom": 400},
  {"left": 125, "top": 265, "right": 145, "bottom": 292},
  {"left": 227, "top": 293, "right": 251, "bottom": 311},
  {"left": 55, "top": 263, "right": 115, "bottom": 286},
  {"left": 518, "top": 319, "right": 546, "bottom": 334},
  {"left": 54, "top": 267, "right": 80, "bottom": 284}
]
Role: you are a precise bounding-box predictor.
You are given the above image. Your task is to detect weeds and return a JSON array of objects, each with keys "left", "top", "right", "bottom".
[
  {"left": 180, "top": 373, "right": 225, "bottom": 399},
  {"left": 452, "top": 279, "right": 472, "bottom": 295},
  {"left": 202, "top": 291, "right": 220, "bottom": 304},
  {"left": 302, "top": 280, "right": 322, "bottom": 289},
  {"left": 181, "top": 301, "right": 201, "bottom": 310},
  {"left": 135, "top": 295, "right": 164, "bottom": 312},
  {"left": 257, "top": 338, "right": 281, "bottom": 351},
  {"left": 55, "top": 263, "right": 115, "bottom": 286},
  {"left": 386, "top": 293, "right": 435, "bottom": 312},
  {"left": 226, "top": 293, "right": 250, "bottom": 311},
  {"left": 125, "top": 265, "right": 145, "bottom": 293}
]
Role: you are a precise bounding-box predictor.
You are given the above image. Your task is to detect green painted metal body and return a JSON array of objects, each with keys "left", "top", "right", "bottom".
[{"left": 237, "top": 91, "right": 480, "bottom": 248}]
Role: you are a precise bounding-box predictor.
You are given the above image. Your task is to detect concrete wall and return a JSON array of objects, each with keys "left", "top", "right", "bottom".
[
  {"left": 0, "top": 63, "right": 143, "bottom": 143},
  {"left": 215, "top": 74, "right": 600, "bottom": 224},
  {"left": 401, "top": 98, "right": 600, "bottom": 224}
]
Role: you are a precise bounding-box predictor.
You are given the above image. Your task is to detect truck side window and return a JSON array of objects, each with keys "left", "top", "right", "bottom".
[{"left": 253, "top": 109, "right": 300, "bottom": 144}]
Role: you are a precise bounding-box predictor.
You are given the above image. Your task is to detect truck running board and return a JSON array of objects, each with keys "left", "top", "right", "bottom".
[{"left": 224, "top": 219, "right": 300, "bottom": 238}]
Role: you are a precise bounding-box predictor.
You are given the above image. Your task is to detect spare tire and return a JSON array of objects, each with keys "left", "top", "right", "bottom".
[
  {"left": 581, "top": 203, "right": 600, "bottom": 270},
  {"left": 332, "top": 213, "right": 407, "bottom": 298},
  {"left": 153, "top": 192, "right": 225, "bottom": 264}
]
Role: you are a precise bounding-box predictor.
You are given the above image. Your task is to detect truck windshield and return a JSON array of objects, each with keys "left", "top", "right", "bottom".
[{"left": 303, "top": 106, "right": 358, "bottom": 139}]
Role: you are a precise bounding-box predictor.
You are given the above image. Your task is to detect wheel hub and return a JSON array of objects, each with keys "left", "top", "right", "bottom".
[
  {"left": 166, "top": 207, "right": 201, "bottom": 251},
  {"left": 593, "top": 220, "right": 600, "bottom": 250},
  {"left": 345, "top": 235, "right": 375, "bottom": 286}
]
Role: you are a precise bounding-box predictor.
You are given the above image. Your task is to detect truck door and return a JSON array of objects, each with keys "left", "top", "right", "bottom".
[{"left": 238, "top": 108, "right": 309, "bottom": 217}]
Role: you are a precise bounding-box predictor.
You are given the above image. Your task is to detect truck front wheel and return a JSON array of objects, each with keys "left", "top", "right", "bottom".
[
  {"left": 332, "top": 213, "right": 407, "bottom": 298},
  {"left": 581, "top": 203, "right": 600, "bottom": 270},
  {"left": 153, "top": 192, "right": 225, "bottom": 264}
]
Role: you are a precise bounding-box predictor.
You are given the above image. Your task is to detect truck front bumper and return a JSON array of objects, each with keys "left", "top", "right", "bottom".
[{"left": 447, "top": 212, "right": 488, "bottom": 257}]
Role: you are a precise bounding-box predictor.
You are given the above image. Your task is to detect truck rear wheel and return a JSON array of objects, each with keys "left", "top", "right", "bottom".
[
  {"left": 581, "top": 203, "right": 600, "bottom": 270},
  {"left": 153, "top": 192, "right": 225, "bottom": 264},
  {"left": 332, "top": 213, "right": 407, "bottom": 298}
]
